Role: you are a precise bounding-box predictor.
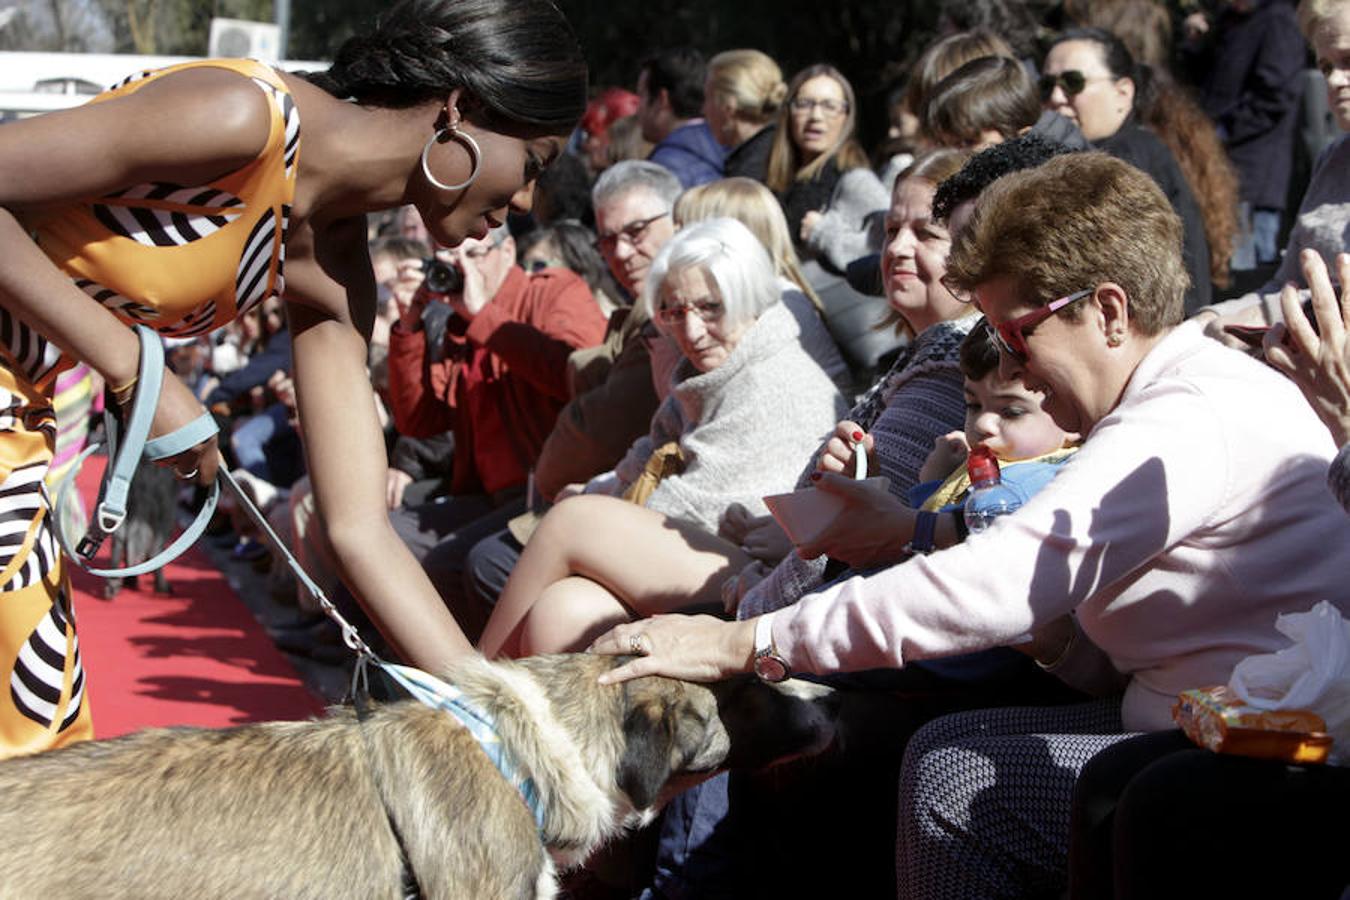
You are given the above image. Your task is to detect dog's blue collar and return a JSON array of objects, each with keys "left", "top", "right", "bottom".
[{"left": 378, "top": 662, "right": 547, "bottom": 832}]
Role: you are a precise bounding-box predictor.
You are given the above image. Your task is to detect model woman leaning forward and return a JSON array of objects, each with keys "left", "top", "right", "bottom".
[{"left": 0, "top": 0, "right": 587, "bottom": 756}]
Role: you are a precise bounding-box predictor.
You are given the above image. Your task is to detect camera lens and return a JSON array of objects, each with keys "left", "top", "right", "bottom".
[{"left": 423, "top": 258, "right": 463, "bottom": 296}]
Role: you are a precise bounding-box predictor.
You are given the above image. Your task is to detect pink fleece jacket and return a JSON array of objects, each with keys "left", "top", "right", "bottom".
[{"left": 772, "top": 321, "right": 1350, "bottom": 730}]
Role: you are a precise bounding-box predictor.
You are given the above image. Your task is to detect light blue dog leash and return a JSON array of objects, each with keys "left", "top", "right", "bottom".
[{"left": 50, "top": 325, "right": 220, "bottom": 577}]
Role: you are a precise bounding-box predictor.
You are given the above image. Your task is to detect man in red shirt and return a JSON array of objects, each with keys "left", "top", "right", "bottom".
[{"left": 376, "top": 225, "right": 608, "bottom": 626}]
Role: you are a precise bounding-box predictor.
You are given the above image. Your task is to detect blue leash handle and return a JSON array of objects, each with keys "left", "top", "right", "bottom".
[{"left": 50, "top": 325, "right": 221, "bottom": 578}]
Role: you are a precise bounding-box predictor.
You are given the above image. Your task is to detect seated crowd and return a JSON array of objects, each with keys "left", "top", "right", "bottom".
[{"left": 164, "top": 4, "right": 1350, "bottom": 898}]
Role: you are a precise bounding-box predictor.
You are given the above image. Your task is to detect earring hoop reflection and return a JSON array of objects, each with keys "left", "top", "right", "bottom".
[{"left": 420, "top": 125, "right": 482, "bottom": 193}]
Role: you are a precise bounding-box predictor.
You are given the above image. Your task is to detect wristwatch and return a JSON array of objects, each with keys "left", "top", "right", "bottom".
[
  {"left": 903, "top": 509, "right": 939, "bottom": 555},
  {"left": 752, "top": 613, "right": 790, "bottom": 683}
]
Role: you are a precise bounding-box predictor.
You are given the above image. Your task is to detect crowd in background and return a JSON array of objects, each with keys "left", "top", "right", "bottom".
[{"left": 105, "top": 0, "right": 1350, "bottom": 896}]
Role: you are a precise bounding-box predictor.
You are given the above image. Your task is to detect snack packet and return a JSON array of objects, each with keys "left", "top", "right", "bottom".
[{"left": 1173, "top": 685, "right": 1332, "bottom": 765}]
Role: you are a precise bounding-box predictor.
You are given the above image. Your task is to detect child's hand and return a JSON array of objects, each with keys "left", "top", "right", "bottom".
[
  {"left": 721, "top": 561, "right": 770, "bottom": 615},
  {"left": 817, "top": 420, "right": 875, "bottom": 476},
  {"left": 720, "top": 503, "right": 792, "bottom": 564},
  {"left": 739, "top": 516, "right": 792, "bottom": 564},
  {"left": 919, "top": 431, "right": 970, "bottom": 483},
  {"left": 718, "top": 501, "right": 756, "bottom": 544}
]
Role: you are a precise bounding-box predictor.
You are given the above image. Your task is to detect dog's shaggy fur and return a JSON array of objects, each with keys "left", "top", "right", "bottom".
[{"left": 0, "top": 652, "right": 834, "bottom": 899}]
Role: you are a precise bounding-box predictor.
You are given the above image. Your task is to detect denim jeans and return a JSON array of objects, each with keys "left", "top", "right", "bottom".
[
  {"left": 231, "top": 402, "right": 302, "bottom": 486},
  {"left": 1231, "top": 202, "right": 1282, "bottom": 271}
]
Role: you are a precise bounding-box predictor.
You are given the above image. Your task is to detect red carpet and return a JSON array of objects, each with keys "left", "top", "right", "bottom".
[{"left": 66, "top": 457, "right": 324, "bottom": 738}]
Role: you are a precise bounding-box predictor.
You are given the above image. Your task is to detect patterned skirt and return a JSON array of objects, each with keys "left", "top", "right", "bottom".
[{"left": 0, "top": 321, "right": 91, "bottom": 758}]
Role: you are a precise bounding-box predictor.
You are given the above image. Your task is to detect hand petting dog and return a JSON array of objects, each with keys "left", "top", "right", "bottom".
[{"left": 591, "top": 614, "right": 757, "bottom": 685}]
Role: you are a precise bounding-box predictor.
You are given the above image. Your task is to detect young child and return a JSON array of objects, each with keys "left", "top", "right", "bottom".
[{"left": 906, "top": 318, "right": 1078, "bottom": 551}]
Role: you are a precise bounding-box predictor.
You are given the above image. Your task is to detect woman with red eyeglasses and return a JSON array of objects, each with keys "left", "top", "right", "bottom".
[{"left": 588, "top": 153, "right": 1350, "bottom": 899}]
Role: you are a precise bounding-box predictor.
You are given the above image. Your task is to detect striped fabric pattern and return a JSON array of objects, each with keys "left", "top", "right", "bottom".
[
  {"left": 74, "top": 278, "right": 162, "bottom": 326},
  {"left": 236, "top": 207, "right": 280, "bottom": 319},
  {"left": 0, "top": 463, "right": 56, "bottom": 593},
  {"left": 9, "top": 590, "right": 83, "bottom": 733},
  {"left": 252, "top": 75, "right": 300, "bottom": 179},
  {"left": 91, "top": 184, "right": 244, "bottom": 249},
  {"left": 0, "top": 59, "right": 300, "bottom": 753},
  {"left": 0, "top": 310, "right": 62, "bottom": 386},
  {"left": 110, "top": 69, "right": 155, "bottom": 91}
]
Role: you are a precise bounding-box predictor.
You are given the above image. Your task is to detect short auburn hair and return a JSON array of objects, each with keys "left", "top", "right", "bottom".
[{"left": 946, "top": 152, "right": 1187, "bottom": 335}]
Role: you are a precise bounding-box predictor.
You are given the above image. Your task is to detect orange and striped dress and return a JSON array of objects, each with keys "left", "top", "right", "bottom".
[{"left": 0, "top": 58, "right": 298, "bottom": 756}]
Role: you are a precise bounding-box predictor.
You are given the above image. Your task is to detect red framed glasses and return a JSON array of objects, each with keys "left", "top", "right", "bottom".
[{"left": 990, "top": 288, "right": 1093, "bottom": 363}]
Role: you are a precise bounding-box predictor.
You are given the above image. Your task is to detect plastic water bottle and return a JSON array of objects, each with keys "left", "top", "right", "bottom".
[{"left": 963, "top": 446, "right": 1022, "bottom": 534}]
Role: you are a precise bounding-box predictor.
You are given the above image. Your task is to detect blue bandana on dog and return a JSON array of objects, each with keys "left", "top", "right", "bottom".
[{"left": 378, "top": 662, "right": 546, "bottom": 831}]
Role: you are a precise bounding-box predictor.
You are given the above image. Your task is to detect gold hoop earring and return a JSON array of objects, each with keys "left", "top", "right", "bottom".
[{"left": 421, "top": 124, "right": 482, "bottom": 193}]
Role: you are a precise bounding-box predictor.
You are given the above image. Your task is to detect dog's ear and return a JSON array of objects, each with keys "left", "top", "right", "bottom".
[{"left": 616, "top": 699, "right": 676, "bottom": 810}]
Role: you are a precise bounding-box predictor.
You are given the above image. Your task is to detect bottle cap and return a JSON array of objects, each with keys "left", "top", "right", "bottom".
[{"left": 966, "top": 445, "right": 1001, "bottom": 483}]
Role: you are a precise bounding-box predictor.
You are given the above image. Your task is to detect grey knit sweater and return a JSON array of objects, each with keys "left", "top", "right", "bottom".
[
  {"left": 611, "top": 300, "right": 847, "bottom": 534},
  {"left": 739, "top": 313, "right": 978, "bottom": 618},
  {"left": 805, "top": 167, "right": 891, "bottom": 273}
]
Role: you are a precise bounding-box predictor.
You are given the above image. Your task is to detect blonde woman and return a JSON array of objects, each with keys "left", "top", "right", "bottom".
[
  {"left": 703, "top": 50, "right": 789, "bottom": 182},
  {"left": 767, "top": 64, "right": 889, "bottom": 275}
]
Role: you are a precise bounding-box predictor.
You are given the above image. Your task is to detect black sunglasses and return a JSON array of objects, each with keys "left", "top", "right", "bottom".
[{"left": 1038, "top": 70, "right": 1093, "bottom": 101}]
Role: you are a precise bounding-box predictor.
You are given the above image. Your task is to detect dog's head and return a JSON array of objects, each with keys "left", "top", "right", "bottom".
[
  {"left": 614, "top": 664, "right": 837, "bottom": 810},
  {"left": 453, "top": 652, "right": 837, "bottom": 863}
]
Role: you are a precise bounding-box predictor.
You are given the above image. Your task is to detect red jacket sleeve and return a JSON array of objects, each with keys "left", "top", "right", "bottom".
[
  {"left": 386, "top": 320, "right": 457, "bottom": 438},
  {"left": 463, "top": 268, "right": 608, "bottom": 402}
]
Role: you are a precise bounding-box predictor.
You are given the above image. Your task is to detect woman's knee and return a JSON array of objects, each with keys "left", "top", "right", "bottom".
[
  {"left": 528, "top": 495, "right": 643, "bottom": 562},
  {"left": 518, "top": 576, "right": 630, "bottom": 655}
]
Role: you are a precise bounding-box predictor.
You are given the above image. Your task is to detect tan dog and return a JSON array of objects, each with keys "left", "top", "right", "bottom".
[{"left": 0, "top": 652, "right": 835, "bottom": 899}]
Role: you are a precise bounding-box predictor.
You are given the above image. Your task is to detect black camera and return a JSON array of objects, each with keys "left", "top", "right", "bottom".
[{"left": 423, "top": 257, "right": 463, "bottom": 296}]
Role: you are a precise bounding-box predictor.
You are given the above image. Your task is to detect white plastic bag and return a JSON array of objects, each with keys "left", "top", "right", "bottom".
[{"left": 1230, "top": 601, "right": 1350, "bottom": 765}]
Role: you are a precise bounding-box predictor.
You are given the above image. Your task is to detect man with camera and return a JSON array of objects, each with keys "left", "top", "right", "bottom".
[{"left": 379, "top": 224, "right": 608, "bottom": 616}]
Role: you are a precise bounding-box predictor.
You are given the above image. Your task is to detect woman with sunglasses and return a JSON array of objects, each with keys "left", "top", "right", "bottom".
[
  {"left": 766, "top": 64, "right": 889, "bottom": 276},
  {"left": 588, "top": 152, "right": 1350, "bottom": 898},
  {"left": 1041, "top": 27, "right": 1214, "bottom": 313},
  {"left": 477, "top": 217, "right": 845, "bottom": 658}
]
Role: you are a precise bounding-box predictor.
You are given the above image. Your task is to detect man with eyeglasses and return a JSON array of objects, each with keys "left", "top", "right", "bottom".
[
  {"left": 636, "top": 47, "right": 726, "bottom": 189},
  {"left": 457, "top": 162, "right": 682, "bottom": 637}
]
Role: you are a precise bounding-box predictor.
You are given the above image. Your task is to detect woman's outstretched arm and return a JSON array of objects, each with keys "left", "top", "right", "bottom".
[
  {"left": 477, "top": 494, "right": 751, "bottom": 658},
  {"left": 286, "top": 218, "right": 474, "bottom": 672}
]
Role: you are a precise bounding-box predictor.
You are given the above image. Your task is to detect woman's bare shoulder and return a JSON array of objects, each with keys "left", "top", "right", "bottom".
[{"left": 0, "top": 64, "right": 273, "bottom": 208}]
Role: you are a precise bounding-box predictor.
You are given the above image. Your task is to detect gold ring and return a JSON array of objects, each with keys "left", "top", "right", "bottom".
[{"left": 629, "top": 633, "right": 648, "bottom": 656}]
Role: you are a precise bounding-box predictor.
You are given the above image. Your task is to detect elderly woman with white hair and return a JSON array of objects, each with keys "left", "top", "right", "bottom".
[{"left": 477, "top": 218, "right": 846, "bottom": 658}]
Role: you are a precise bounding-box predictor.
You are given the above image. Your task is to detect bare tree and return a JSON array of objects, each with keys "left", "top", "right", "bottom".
[{"left": 0, "top": 0, "right": 112, "bottom": 52}]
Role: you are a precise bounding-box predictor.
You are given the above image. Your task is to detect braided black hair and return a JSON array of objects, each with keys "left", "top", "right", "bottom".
[{"left": 307, "top": 0, "right": 588, "bottom": 133}]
